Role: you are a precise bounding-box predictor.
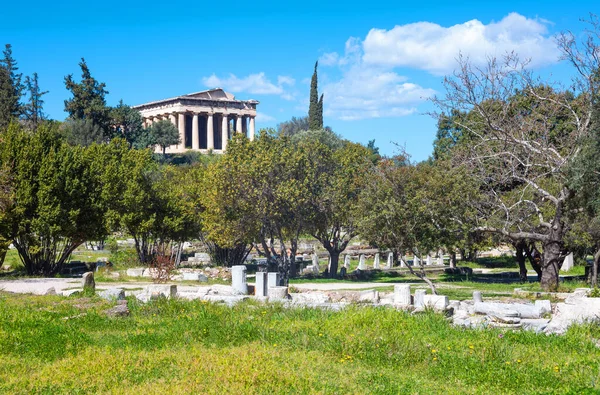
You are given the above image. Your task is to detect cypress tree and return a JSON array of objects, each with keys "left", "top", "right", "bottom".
[
  {"left": 23, "top": 73, "right": 48, "bottom": 130},
  {"left": 0, "top": 44, "right": 23, "bottom": 126},
  {"left": 308, "top": 61, "right": 323, "bottom": 130}
]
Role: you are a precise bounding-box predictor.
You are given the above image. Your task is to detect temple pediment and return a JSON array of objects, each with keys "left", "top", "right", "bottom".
[{"left": 184, "top": 88, "right": 235, "bottom": 101}]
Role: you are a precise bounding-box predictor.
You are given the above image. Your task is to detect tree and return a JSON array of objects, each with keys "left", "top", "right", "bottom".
[
  {"left": 308, "top": 141, "right": 373, "bottom": 277},
  {"left": 308, "top": 61, "right": 323, "bottom": 130},
  {"left": 61, "top": 118, "right": 105, "bottom": 146},
  {"left": 110, "top": 100, "right": 146, "bottom": 148},
  {"left": 0, "top": 123, "right": 110, "bottom": 275},
  {"left": 22, "top": 73, "right": 48, "bottom": 130},
  {"left": 150, "top": 120, "right": 180, "bottom": 154},
  {"left": 64, "top": 58, "right": 111, "bottom": 136},
  {"left": 433, "top": 37, "right": 599, "bottom": 291},
  {"left": 277, "top": 116, "right": 309, "bottom": 137},
  {"left": 0, "top": 44, "right": 23, "bottom": 125},
  {"left": 366, "top": 139, "right": 381, "bottom": 164},
  {"left": 202, "top": 132, "right": 317, "bottom": 282}
]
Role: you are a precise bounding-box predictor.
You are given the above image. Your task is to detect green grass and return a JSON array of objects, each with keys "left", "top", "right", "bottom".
[{"left": 1, "top": 292, "right": 599, "bottom": 394}]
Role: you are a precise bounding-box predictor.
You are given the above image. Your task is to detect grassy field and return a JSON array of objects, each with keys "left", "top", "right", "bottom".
[{"left": 0, "top": 292, "right": 599, "bottom": 394}]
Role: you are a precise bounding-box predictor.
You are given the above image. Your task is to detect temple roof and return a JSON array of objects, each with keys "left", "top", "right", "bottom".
[{"left": 133, "top": 88, "right": 258, "bottom": 109}]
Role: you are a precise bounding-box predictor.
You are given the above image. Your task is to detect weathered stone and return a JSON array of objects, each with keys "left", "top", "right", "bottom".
[
  {"left": 312, "top": 253, "right": 320, "bottom": 272},
  {"left": 290, "top": 292, "right": 330, "bottom": 304},
  {"left": 546, "top": 297, "right": 600, "bottom": 334},
  {"left": 267, "top": 272, "right": 280, "bottom": 291},
  {"left": 521, "top": 318, "right": 550, "bottom": 333},
  {"left": 474, "top": 302, "right": 543, "bottom": 318},
  {"left": 255, "top": 272, "right": 268, "bottom": 297},
  {"left": 126, "top": 268, "right": 145, "bottom": 277},
  {"left": 426, "top": 255, "right": 433, "bottom": 265},
  {"left": 423, "top": 295, "right": 449, "bottom": 310},
  {"left": 105, "top": 304, "right": 130, "bottom": 317},
  {"left": 344, "top": 255, "right": 351, "bottom": 269},
  {"left": 359, "top": 289, "right": 379, "bottom": 303},
  {"left": 231, "top": 265, "right": 248, "bottom": 295},
  {"left": 269, "top": 286, "right": 290, "bottom": 300},
  {"left": 386, "top": 252, "right": 393, "bottom": 269},
  {"left": 1, "top": 264, "right": 12, "bottom": 271},
  {"left": 413, "top": 256, "right": 420, "bottom": 266},
  {"left": 145, "top": 284, "right": 177, "bottom": 299},
  {"left": 373, "top": 253, "right": 380, "bottom": 269},
  {"left": 182, "top": 272, "right": 208, "bottom": 282},
  {"left": 44, "top": 287, "right": 57, "bottom": 295},
  {"left": 561, "top": 252, "right": 574, "bottom": 272},
  {"left": 473, "top": 291, "right": 483, "bottom": 303},
  {"left": 414, "top": 289, "right": 426, "bottom": 308},
  {"left": 399, "top": 257, "right": 406, "bottom": 268},
  {"left": 82, "top": 272, "right": 95, "bottom": 292},
  {"left": 357, "top": 254, "right": 367, "bottom": 270},
  {"left": 98, "top": 288, "right": 126, "bottom": 301},
  {"left": 394, "top": 284, "right": 411, "bottom": 306},
  {"left": 202, "top": 295, "right": 249, "bottom": 306},
  {"left": 535, "top": 300, "right": 552, "bottom": 315},
  {"left": 489, "top": 315, "right": 521, "bottom": 324}
]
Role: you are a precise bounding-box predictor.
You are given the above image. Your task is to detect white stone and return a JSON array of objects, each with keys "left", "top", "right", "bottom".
[
  {"left": 267, "top": 272, "right": 280, "bottom": 291},
  {"left": 144, "top": 284, "right": 177, "bottom": 299},
  {"left": 423, "top": 295, "right": 449, "bottom": 310},
  {"left": 231, "top": 265, "right": 248, "bottom": 295},
  {"left": 268, "top": 286, "right": 289, "bottom": 300},
  {"left": 414, "top": 256, "right": 420, "bottom": 266},
  {"left": 426, "top": 255, "right": 433, "bottom": 266},
  {"left": 535, "top": 300, "right": 552, "bottom": 315},
  {"left": 561, "top": 252, "right": 574, "bottom": 272},
  {"left": 399, "top": 257, "right": 407, "bottom": 268},
  {"left": 359, "top": 289, "right": 379, "bottom": 303},
  {"left": 474, "top": 302, "right": 544, "bottom": 319},
  {"left": 126, "top": 268, "right": 145, "bottom": 277},
  {"left": 473, "top": 291, "right": 483, "bottom": 303},
  {"left": 546, "top": 297, "right": 600, "bottom": 334},
  {"left": 98, "top": 288, "right": 126, "bottom": 301},
  {"left": 344, "top": 255, "right": 351, "bottom": 269},
  {"left": 312, "top": 253, "right": 320, "bottom": 272},
  {"left": 373, "top": 253, "right": 380, "bottom": 269},
  {"left": 255, "top": 272, "right": 268, "bottom": 297},
  {"left": 394, "top": 284, "right": 411, "bottom": 306},
  {"left": 414, "top": 289, "right": 426, "bottom": 308},
  {"left": 357, "top": 254, "right": 367, "bottom": 270},
  {"left": 437, "top": 255, "right": 444, "bottom": 266},
  {"left": 182, "top": 272, "right": 208, "bottom": 282},
  {"left": 386, "top": 252, "right": 393, "bottom": 269}
]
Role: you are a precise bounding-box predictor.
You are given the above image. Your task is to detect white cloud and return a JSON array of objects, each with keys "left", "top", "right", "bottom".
[
  {"left": 362, "top": 13, "right": 559, "bottom": 75},
  {"left": 202, "top": 72, "right": 295, "bottom": 97},
  {"left": 319, "top": 52, "right": 340, "bottom": 66},
  {"left": 256, "top": 112, "right": 276, "bottom": 122},
  {"left": 323, "top": 65, "right": 435, "bottom": 120}
]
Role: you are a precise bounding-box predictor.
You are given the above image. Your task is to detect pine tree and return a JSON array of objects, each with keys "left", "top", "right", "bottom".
[
  {"left": 23, "top": 73, "right": 48, "bottom": 130},
  {"left": 64, "top": 58, "right": 110, "bottom": 136},
  {"left": 0, "top": 44, "right": 23, "bottom": 127},
  {"left": 308, "top": 61, "right": 323, "bottom": 130}
]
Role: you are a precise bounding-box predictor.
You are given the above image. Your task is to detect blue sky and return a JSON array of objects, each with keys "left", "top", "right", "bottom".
[{"left": 2, "top": 0, "right": 597, "bottom": 161}]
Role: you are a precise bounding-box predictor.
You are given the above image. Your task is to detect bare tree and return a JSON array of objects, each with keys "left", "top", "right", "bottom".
[{"left": 432, "top": 16, "right": 600, "bottom": 291}]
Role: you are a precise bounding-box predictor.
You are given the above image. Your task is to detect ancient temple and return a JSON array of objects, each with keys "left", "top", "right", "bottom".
[{"left": 133, "top": 88, "right": 258, "bottom": 153}]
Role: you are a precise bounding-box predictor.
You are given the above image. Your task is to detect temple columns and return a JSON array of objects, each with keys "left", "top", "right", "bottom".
[
  {"left": 249, "top": 116, "right": 255, "bottom": 141},
  {"left": 236, "top": 116, "right": 243, "bottom": 134},
  {"left": 192, "top": 113, "right": 199, "bottom": 150},
  {"left": 178, "top": 113, "right": 185, "bottom": 149},
  {"left": 207, "top": 114, "right": 214, "bottom": 150},
  {"left": 169, "top": 113, "right": 176, "bottom": 125},
  {"left": 222, "top": 115, "right": 228, "bottom": 151}
]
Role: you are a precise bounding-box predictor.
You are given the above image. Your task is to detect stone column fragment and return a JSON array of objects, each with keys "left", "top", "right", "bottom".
[
  {"left": 192, "top": 113, "right": 199, "bottom": 150},
  {"left": 231, "top": 265, "right": 248, "bottom": 295},
  {"left": 221, "top": 115, "right": 228, "bottom": 151},
  {"left": 207, "top": 114, "right": 214, "bottom": 150},
  {"left": 394, "top": 284, "right": 411, "bottom": 306},
  {"left": 255, "top": 272, "right": 268, "bottom": 297},
  {"left": 373, "top": 253, "right": 380, "bottom": 269},
  {"left": 249, "top": 116, "right": 255, "bottom": 141},
  {"left": 178, "top": 113, "right": 185, "bottom": 150}
]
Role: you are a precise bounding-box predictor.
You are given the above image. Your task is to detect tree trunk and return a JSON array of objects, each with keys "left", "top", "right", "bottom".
[
  {"left": 327, "top": 249, "right": 341, "bottom": 279},
  {"left": 514, "top": 240, "right": 528, "bottom": 282},
  {"left": 449, "top": 250, "right": 457, "bottom": 268},
  {"left": 540, "top": 216, "right": 564, "bottom": 292}
]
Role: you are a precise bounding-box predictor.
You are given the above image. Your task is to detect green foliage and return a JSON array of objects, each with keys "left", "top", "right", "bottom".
[
  {"left": 289, "top": 128, "right": 344, "bottom": 150},
  {"left": 64, "top": 58, "right": 111, "bottom": 136},
  {"left": 0, "top": 124, "right": 113, "bottom": 275},
  {"left": 308, "top": 61, "right": 323, "bottom": 130},
  {"left": 22, "top": 72, "right": 48, "bottom": 130},
  {"left": 148, "top": 120, "right": 180, "bottom": 154},
  {"left": 276, "top": 115, "right": 309, "bottom": 136},
  {"left": 0, "top": 44, "right": 23, "bottom": 128},
  {"left": 110, "top": 100, "right": 146, "bottom": 148},
  {"left": 61, "top": 118, "right": 105, "bottom": 146},
  {"left": 1, "top": 294, "right": 599, "bottom": 393}
]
